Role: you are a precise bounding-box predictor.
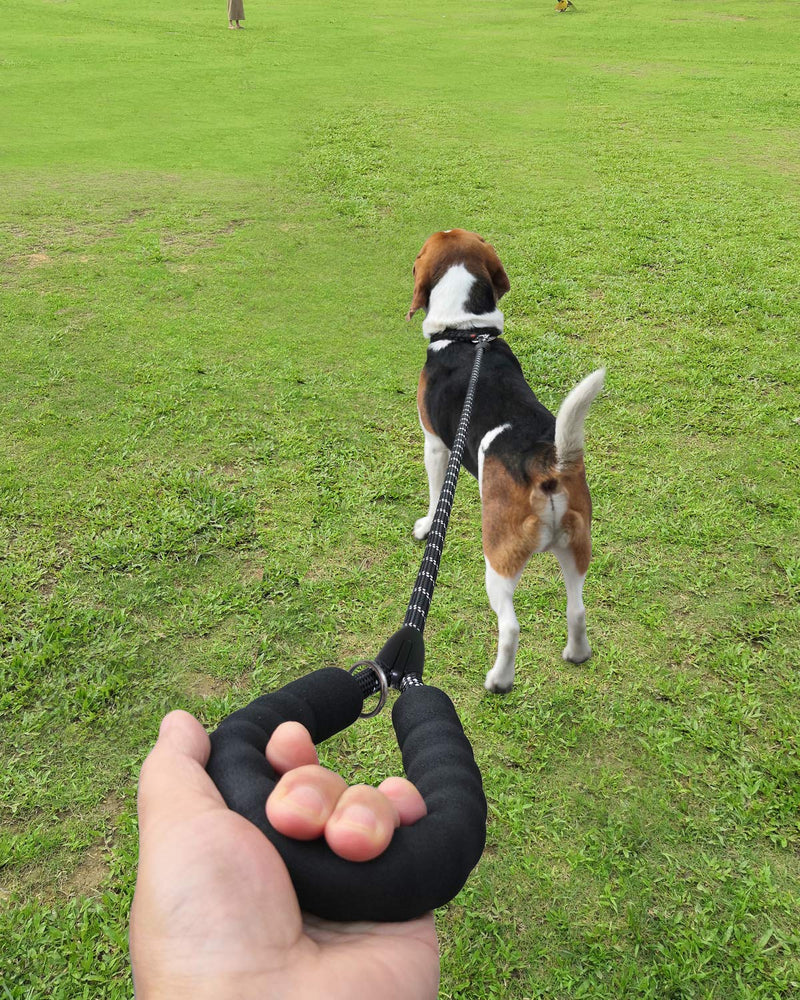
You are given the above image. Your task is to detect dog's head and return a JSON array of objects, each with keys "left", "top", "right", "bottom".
[{"left": 406, "top": 229, "right": 510, "bottom": 321}]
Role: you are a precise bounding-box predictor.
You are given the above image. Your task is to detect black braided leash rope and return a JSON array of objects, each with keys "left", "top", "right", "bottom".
[
  {"left": 403, "top": 337, "right": 489, "bottom": 633},
  {"left": 353, "top": 333, "right": 494, "bottom": 702}
]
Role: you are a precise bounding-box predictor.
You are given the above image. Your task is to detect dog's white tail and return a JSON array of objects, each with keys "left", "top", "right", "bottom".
[{"left": 554, "top": 368, "right": 605, "bottom": 469}]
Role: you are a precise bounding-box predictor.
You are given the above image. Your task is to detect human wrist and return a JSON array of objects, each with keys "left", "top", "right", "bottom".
[
  {"left": 134, "top": 976, "right": 252, "bottom": 1000},
  {"left": 133, "top": 966, "right": 293, "bottom": 1000}
]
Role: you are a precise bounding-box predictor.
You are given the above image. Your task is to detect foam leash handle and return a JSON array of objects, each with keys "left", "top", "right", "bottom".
[{"left": 206, "top": 667, "right": 487, "bottom": 922}]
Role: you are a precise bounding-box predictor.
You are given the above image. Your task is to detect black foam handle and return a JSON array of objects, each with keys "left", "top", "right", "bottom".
[{"left": 206, "top": 668, "right": 486, "bottom": 922}]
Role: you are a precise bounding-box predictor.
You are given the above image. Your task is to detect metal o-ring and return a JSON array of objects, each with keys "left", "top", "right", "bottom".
[{"left": 348, "top": 660, "right": 388, "bottom": 718}]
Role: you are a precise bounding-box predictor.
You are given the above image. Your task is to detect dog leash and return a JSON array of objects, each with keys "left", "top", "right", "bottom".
[
  {"left": 206, "top": 332, "right": 494, "bottom": 922},
  {"left": 350, "top": 328, "right": 496, "bottom": 702},
  {"left": 402, "top": 328, "right": 497, "bottom": 636}
]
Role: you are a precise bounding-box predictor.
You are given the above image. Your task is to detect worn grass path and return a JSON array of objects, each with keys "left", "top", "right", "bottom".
[{"left": 2, "top": 0, "right": 799, "bottom": 996}]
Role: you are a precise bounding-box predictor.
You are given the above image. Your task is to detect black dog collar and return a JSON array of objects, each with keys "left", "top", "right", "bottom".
[{"left": 428, "top": 327, "right": 502, "bottom": 345}]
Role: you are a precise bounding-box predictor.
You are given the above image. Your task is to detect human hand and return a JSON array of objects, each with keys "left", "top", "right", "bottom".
[{"left": 129, "top": 710, "right": 439, "bottom": 1000}]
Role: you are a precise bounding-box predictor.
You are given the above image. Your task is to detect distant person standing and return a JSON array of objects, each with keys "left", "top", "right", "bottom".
[{"left": 228, "top": 0, "right": 244, "bottom": 29}]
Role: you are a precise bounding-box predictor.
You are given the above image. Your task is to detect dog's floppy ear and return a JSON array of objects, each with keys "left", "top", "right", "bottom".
[
  {"left": 482, "top": 241, "right": 511, "bottom": 301},
  {"left": 406, "top": 254, "right": 432, "bottom": 321}
]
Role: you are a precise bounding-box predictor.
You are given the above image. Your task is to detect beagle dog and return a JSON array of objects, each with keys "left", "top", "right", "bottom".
[{"left": 407, "top": 229, "right": 604, "bottom": 693}]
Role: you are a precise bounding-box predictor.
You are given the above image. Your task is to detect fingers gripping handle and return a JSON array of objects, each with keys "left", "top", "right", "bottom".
[{"left": 206, "top": 668, "right": 487, "bottom": 922}]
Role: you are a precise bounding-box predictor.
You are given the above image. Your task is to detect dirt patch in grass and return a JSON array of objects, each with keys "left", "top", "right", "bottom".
[
  {"left": 9, "top": 843, "right": 113, "bottom": 903},
  {"left": 158, "top": 220, "right": 252, "bottom": 256},
  {"left": 119, "top": 208, "right": 152, "bottom": 224},
  {"left": 749, "top": 154, "right": 800, "bottom": 180},
  {"left": 63, "top": 844, "right": 110, "bottom": 899},
  {"left": 4, "top": 251, "right": 53, "bottom": 268},
  {"left": 182, "top": 670, "right": 231, "bottom": 700},
  {"left": 670, "top": 15, "right": 753, "bottom": 23},
  {"left": 2, "top": 792, "right": 127, "bottom": 902}
]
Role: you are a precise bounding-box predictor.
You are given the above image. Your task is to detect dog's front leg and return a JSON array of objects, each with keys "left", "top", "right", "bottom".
[
  {"left": 483, "top": 561, "right": 522, "bottom": 693},
  {"left": 413, "top": 430, "right": 450, "bottom": 540}
]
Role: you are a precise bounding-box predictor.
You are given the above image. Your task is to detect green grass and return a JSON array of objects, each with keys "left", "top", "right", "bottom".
[{"left": 2, "top": 0, "right": 799, "bottom": 995}]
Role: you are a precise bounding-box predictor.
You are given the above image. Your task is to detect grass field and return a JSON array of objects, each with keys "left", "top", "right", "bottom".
[{"left": 2, "top": 0, "right": 800, "bottom": 995}]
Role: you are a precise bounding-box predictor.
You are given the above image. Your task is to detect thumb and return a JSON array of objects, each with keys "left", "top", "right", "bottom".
[
  {"left": 137, "top": 710, "right": 226, "bottom": 834},
  {"left": 157, "top": 709, "right": 210, "bottom": 762}
]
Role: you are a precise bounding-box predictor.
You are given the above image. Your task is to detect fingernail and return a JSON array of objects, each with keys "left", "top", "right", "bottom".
[
  {"left": 339, "top": 804, "right": 379, "bottom": 836},
  {"left": 283, "top": 785, "right": 327, "bottom": 822}
]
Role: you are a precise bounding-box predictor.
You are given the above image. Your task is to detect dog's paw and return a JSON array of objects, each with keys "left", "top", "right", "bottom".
[
  {"left": 413, "top": 517, "right": 432, "bottom": 540},
  {"left": 484, "top": 671, "right": 514, "bottom": 694},
  {"left": 562, "top": 643, "right": 591, "bottom": 664}
]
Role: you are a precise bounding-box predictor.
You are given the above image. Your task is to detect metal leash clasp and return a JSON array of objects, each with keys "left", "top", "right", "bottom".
[
  {"left": 348, "top": 660, "right": 389, "bottom": 718},
  {"left": 348, "top": 625, "right": 426, "bottom": 717},
  {"left": 470, "top": 331, "right": 496, "bottom": 345}
]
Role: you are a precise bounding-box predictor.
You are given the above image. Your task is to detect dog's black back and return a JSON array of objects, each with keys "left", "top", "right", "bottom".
[{"left": 421, "top": 339, "right": 556, "bottom": 481}]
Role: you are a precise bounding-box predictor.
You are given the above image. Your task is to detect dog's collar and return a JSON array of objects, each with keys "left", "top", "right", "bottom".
[{"left": 428, "top": 327, "right": 502, "bottom": 345}]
